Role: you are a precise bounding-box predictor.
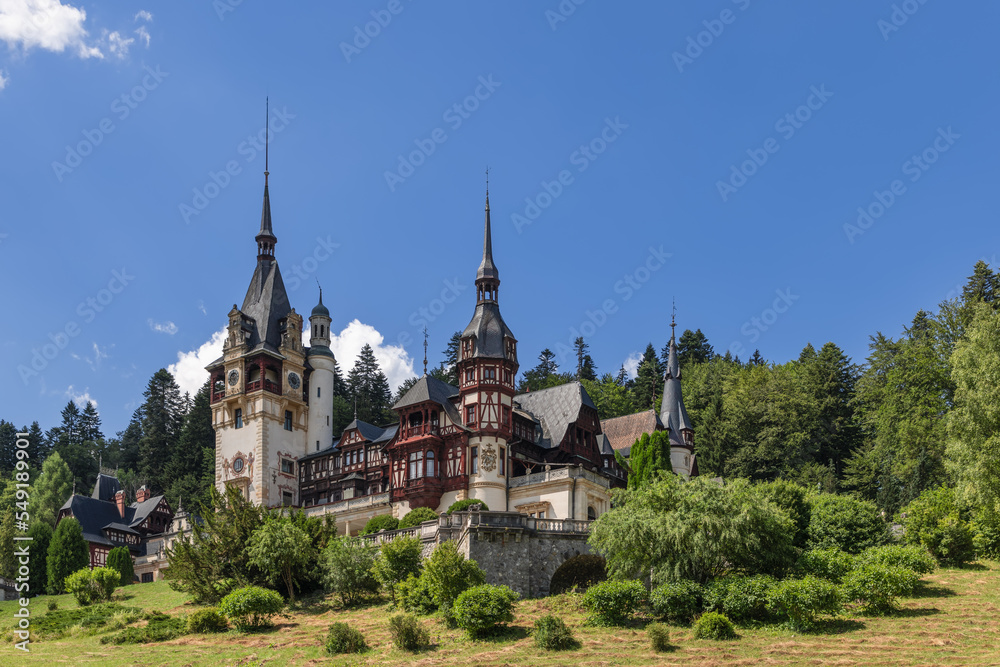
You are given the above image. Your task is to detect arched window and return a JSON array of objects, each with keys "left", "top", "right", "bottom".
[
  {"left": 425, "top": 450, "right": 435, "bottom": 478},
  {"left": 588, "top": 506, "right": 597, "bottom": 521}
]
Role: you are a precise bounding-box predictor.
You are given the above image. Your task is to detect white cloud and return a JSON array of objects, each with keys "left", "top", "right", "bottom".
[
  {"left": 328, "top": 319, "right": 416, "bottom": 392},
  {"left": 134, "top": 10, "right": 152, "bottom": 23},
  {"left": 66, "top": 385, "right": 97, "bottom": 409},
  {"left": 622, "top": 351, "right": 642, "bottom": 380},
  {"left": 133, "top": 25, "right": 149, "bottom": 48},
  {"left": 148, "top": 319, "right": 178, "bottom": 335},
  {"left": 0, "top": 69, "right": 7, "bottom": 90},
  {"left": 71, "top": 341, "right": 110, "bottom": 371},
  {"left": 168, "top": 320, "right": 417, "bottom": 400},
  {"left": 105, "top": 29, "right": 133, "bottom": 58},
  {"left": 168, "top": 328, "right": 226, "bottom": 397},
  {"left": 0, "top": 0, "right": 103, "bottom": 58}
]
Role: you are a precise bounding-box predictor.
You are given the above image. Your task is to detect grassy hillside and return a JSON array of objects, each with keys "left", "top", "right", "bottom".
[{"left": 3, "top": 562, "right": 1000, "bottom": 666}]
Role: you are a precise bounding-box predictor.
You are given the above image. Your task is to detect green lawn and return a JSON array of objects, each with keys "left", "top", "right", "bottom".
[{"left": 3, "top": 562, "right": 1000, "bottom": 666}]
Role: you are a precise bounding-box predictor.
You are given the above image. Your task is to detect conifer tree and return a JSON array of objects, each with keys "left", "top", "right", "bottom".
[
  {"left": 574, "top": 337, "right": 597, "bottom": 381},
  {"left": 442, "top": 331, "right": 462, "bottom": 386},
  {"left": 633, "top": 344, "right": 663, "bottom": 411},
  {"left": 166, "top": 382, "right": 215, "bottom": 509},
  {"left": 27, "top": 521, "right": 52, "bottom": 595},
  {"left": 627, "top": 431, "right": 672, "bottom": 489},
  {"left": 47, "top": 517, "right": 90, "bottom": 594},
  {"left": 28, "top": 451, "right": 73, "bottom": 528},
  {"left": 0, "top": 421, "right": 17, "bottom": 476},
  {"left": 347, "top": 344, "right": 393, "bottom": 424},
  {"left": 138, "top": 369, "right": 185, "bottom": 491}
]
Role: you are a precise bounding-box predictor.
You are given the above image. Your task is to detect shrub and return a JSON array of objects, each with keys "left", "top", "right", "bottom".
[
  {"left": 219, "top": 585, "right": 284, "bottom": 631},
  {"left": 856, "top": 544, "right": 936, "bottom": 575},
  {"left": 388, "top": 612, "right": 430, "bottom": 651},
  {"left": 47, "top": 600, "right": 58, "bottom": 611},
  {"left": 453, "top": 584, "right": 519, "bottom": 638},
  {"left": 766, "top": 576, "right": 843, "bottom": 631},
  {"left": 647, "top": 622, "right": 672, "bottom": 652},
  {"left": 900, "top": 487, "right": 976, "bottom": 565},
  {"left": 447, "top": 499, "right": 489, "bottom": 514},
  {"left": 399, "top": 507, "right": 438, "bottom": 529},
  {"left": 796, "top": 548, "right": 856, "bottom": 583},
  {"left": 534, "top": 614, "right": 576, "bottom": 651},
  {"left": 582, "top": 579, "right": 646, "bottom": 626},
  {"left": 703, "top": 575, "right": 776, "bottom": 624},
  {"left": 106, "top": 546, "right": 134, "bottom": 586},
  {"left": 361, "top": 514, "right": 399, "bottom": 535},
  {"left": 372, "top": 536, "right": 424, "bottom": 602},
  {"left": 755, "top": 479, "right": 811, "bottom": 548},
  {"left": 396, "top": 574, "right": 437, "bottom": 614},
  {"left": 649, "top": 579, "right": 703, "bottom": 625},
  {"left": 693, "top": 611, "right": 737, "bottom": 640},
  {"left": 46, "top": 518, "right": 90, "bottom": 594},
  {"left": 842, "top": 564, "right": 920, "bottom": 615},
  {"left": 549, "top": 554, "right": 607, "bottom": 595},
  {"left": 807, "top": 494, "right": 888, "bottom": 554},
  {"left": 325, "top": 622, "right": 368, "bottom": 654},
  {"left": 321, "top": 537, "right": 379, "bottom": 606},
  {"left": 972, "top": 508, "right": 1000, "bottom": 560},
  {"left": 187, "top": 608, "right": 228, "bottom": 634},
  {"left": 100, "top": 613, "right": 186, "bottom": 644},
  {"left": 64, "top": 567, "right": 119, "bottom": 605},
  {"left": 422, "top": 540, "right": 486, "bottom": 609}
]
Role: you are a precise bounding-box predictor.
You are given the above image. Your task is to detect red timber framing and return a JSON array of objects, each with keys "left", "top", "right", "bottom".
[{"left": 390, "top": 400, "right": 467, "bottom": 508}]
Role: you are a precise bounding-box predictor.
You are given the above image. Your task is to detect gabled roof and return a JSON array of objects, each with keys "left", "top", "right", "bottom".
[
  {"left": 102, "top": 522, "right": 141, "bottom": 535},
  {"left": 59, "top": 495, "right": 129, "bottom": 547},
  {"left": 372, "top": 424, "right": 399, "bottom": 444},
  {"left": 595, "top": 433, "right": 615, "bottom": 457},
  {"left": 514, "top": 381, "right": 597, "bottom": 449},
  {"left": 392, "top": 375, "right": 464, "bottom": 426},
  {"left": 91, "top": 473, "right": 122, "bottom": 502},
  {"left": 600, "top": 409, "right": 663, "bottom": 452},
  {"left": 343, "top": 419, "right": 389, "bottom": 444},
  {"left": 129, "top": 495, "right": 168, "bottom": 528}
]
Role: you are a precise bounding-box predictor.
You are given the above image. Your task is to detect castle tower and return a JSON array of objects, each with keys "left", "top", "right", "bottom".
[
  {"left": 207, "top": 165, "right": 310, "bottom": 507},
  {"left": 660, "top": 314, "right": 695, "bottom": 478},
  {"left": 306, "top": 290, "right": 336, "bottom": 454},
  {"left": 456, "top": 187, "right": 519, "bottom": 509}
]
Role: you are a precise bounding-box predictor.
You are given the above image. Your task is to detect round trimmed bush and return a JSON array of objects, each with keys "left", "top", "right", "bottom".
[
  {"left": 582, "top": 579, "right": 646, "bottom": 626},
  {"left": 447, "top": 499, "right": 489, "bottom": 514},
  {"left": 649, "top": 579, "right": 703, "bottom": 625},
  {"left": 856, "top": 544, "right": 936, "bottom": 575},
  {"left": 703, "top": 575, "right": 776, "bottom": 624},
  {"left": 796, "top": 548, "right": 856, "bottom": 583},
  {"left": 766, "top": 576, "right": 843, "bottom": 631},
  {"left": 693, "top": 611, "right": 737, "bottom": 640},
  {"left": 453, "top": 584, "right": 519, "bottom": 638},
  {"left": 842, "top": 564, "right": 920, "bottom": 615},
  {"left": 388, "top": 612, "right": 430, "bottom": 651},
  {"left": 399, "top": 507, "right": 439, "bottom": 529},
  {"left": 647, "top": 622, "right": 672, "bottom": 652},
  {"left": 219, "top": 585, "right": 284, "bottom": 631},
  {"left": 187, "top": 608, "right": 228, "bottom": 633},
  {"left": 550, "top": 554, "right": 607, "bottom": 595},
  {"left": 808, "top": 494, "right": 888, "bottom": 554},
  {"left": 361, "top": 514, "right": 399, "bottom": 535},
  {"left": 47, "top": 600, "right": 58, "bottom": 611},
  {"left": 325, "top": 622, "right": 368, "bottom": 654},
  {"left": 534, "top": 614, "right": 576, "bottom": 651}
]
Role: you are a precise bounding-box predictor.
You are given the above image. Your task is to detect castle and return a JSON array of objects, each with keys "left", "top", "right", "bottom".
[{"left": 208, "top": 167, "right": 695, "bottom": 533}]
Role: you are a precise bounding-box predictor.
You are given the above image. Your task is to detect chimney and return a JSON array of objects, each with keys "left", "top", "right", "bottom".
[
  {"left": 136, "top": 485, "right": 150, "bottom": 503},
  {"left": 114, "top": 490, "right": 125, "bottom": 518}
]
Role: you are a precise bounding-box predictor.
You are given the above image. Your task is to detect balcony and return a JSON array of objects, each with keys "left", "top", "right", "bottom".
[
  {"left": 400, "top": 424, "right": 441, "bottom": 440},
  {"left": 245, "top": 379, "right": 282, "bottom": 395}
]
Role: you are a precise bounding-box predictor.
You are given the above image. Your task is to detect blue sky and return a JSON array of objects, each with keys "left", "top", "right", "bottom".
[{"left": 2, "top": 1, "right": 998, "bottom": 436}]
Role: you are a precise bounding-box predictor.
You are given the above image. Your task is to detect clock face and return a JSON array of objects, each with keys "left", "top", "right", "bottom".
[
  {"left": 287, "top": 372, "right": 301, "bottom": 389},
  {"left": 232, "top": 457, "right": 245, "bottom": 474},
  {"left": 228, "top": 369, "right": 240, "bottom": 386}
]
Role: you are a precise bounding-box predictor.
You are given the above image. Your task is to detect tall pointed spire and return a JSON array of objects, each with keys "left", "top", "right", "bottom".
[
  {"left": 476, "top": 169, "right": 500, "bottom": 305},
  {"left": 660, "top": 309, "right": 693, "bottom": 447},
  {"left": 256, "top": 97, "right": 276, "bottom": 260}
]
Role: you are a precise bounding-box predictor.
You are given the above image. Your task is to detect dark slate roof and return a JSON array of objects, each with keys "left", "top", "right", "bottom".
[
  {"left": 241, "top": 260, "right": 291, "bottom": 353},
  {"left": 477, "top": 194, "right": 498, "bottom": 282},
  {"left": 91, "top": 473, "right": 122, "bottom": 502},
  {"left": 300, "top": 438, "right": 340, "bottom": 462},
  {"left": 129, "top": 495, "right": 168, "bottom": 528},
  {"left": 596, "top": 433, "right": 615, "bottom": 456},
  {"left": 258, "top": 180, "right": 275, "bottom": 239},
  {"left": 373, "top": 424, "right": 398, "bottom": 444},
  {"left": 461, "top": 302, "right": 516, "bottom": 360},
  {"left": 311, "top": 291, "right": 330, "bottom": 317},
  {"left": 514, "top": 381, "right": 597, "bottom": 449},
  {"left": 60, "top": 495, "right": 127, "bottom": 547},
  {"left": 344, "top": 419, "right": 388, "bottom": 443},
  {"left": 601, "top": 409, "right": 663, "bottom": 452},
  {"left": 103, "top": 522, "right": 140, "bottom": 535},
  {"left": 307, "top": 344, "right": 334, "bottom": 359},
  {"left": 392, "top": 375, "right": 464, "bottom": 426}
]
